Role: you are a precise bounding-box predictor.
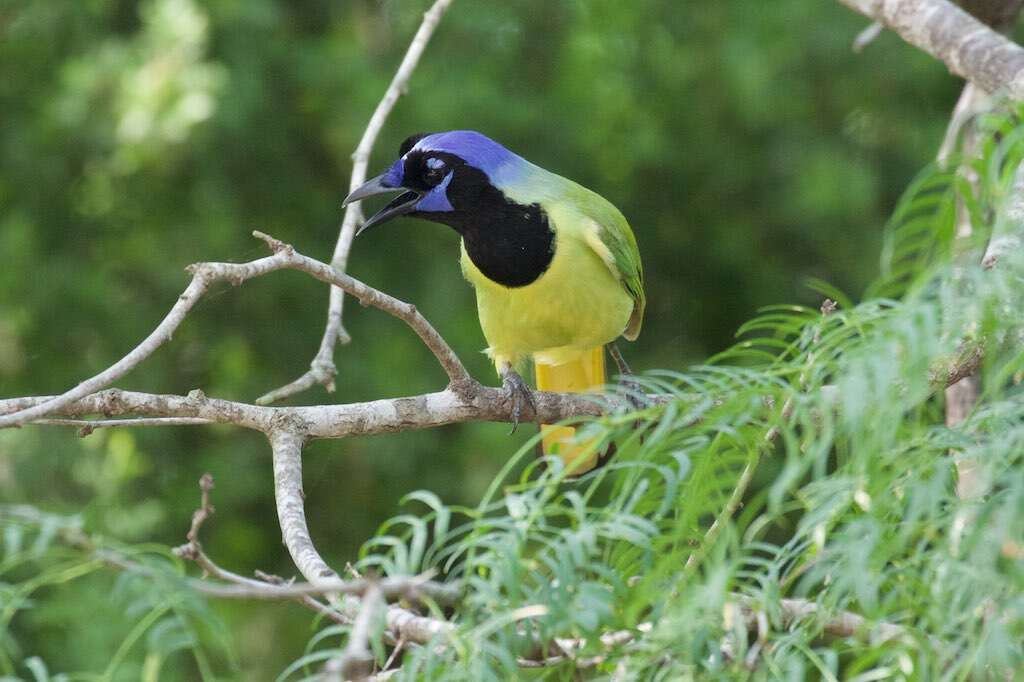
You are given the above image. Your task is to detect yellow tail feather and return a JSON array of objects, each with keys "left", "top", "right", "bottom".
[{"left": 534, "top": 347, "right": 605, "bottom": 474}]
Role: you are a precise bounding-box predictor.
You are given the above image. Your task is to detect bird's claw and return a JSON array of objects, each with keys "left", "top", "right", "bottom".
[
  {"left": 620, "top": 377, "right": 647, "bottom": 410},
  {"left": 501, "top": 368, "right": 535, "bottom": 434}
]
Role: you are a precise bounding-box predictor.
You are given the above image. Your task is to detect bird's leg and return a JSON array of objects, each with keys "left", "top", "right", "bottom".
[
  {"left": 606, "top": 343, "right": 646, "bottom": 408},
  {"left": 607, "top": 343, "right": 633, "bottom": 376},
  {"left": 500, "top": 363, "right": 536, "bottom": 434}
]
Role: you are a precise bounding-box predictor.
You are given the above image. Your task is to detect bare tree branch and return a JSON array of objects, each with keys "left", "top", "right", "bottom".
[
  {"left": 32, "top": 417, "right": 214, "bottom": 433},
  {"left": 0, "top": 386, "right": 609, "bottom": 439},
  {"left": 170, "top": 573, "right": 457, "bottom": 603},
  {"left": 169, "top": 473, "right": 350, "bottom": 625},
  {"left": 270, "top": 430, "right": 343, "bottom": 586},
  {"left": 766, "top": 597, "right": 909, "bottom": 643},
  {"left": 936, "top": 82, "right": 990, "bottom": 166},
  {"left": 844, "top": 3, "right": 1024, "bottom": 464},
  {"left": 3, "top": 348, "right": 979, "bottom": 446},
  {"left": 259, "top": 0, "right": 455, "bottom": 405},
  {"left": 0, "top": 251, "right": 289, "bottom": 430},
  {"left": 323, "top": 585, "right": 384, "bottom": 682},
  {"left": 0, "top": 232, "right": 476, "bottom": 430},
  {"left": 518, "top": 595, "right": 915, "bottom": 670},
  {"left": 983, "top": 159, "right": 1024, "bottom": 268},
  {"left": 837, "top": 0, "right": 1024, "bottom": 97},
  {"left": 920, "top": 0, "right": 1024, "bottom": 498},
  {"left": 269, "top": 429, "right": 455, "bottom": 645}
]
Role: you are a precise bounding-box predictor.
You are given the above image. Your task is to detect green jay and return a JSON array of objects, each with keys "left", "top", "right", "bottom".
[{"left": 344, "top": 131, "right": 645, "bottom": 472}]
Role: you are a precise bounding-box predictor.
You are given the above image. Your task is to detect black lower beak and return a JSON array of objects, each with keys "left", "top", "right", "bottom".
[
  {"left": 342, "top": 174, "right": 421, "bottom": 235},
  {"left": 356, "top": 190, "right": 420, "bottom": 235}
]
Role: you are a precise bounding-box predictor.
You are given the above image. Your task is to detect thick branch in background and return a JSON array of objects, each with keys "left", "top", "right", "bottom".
[
  {"left": 259, "top": 0, "right": 454, "bottom": 404},
  {"left": 843, "top": 0, "right": 1024, "bottom": 497},
  {"left": 932, "top": 0, "right": 1023, "bottom": 498},
  {"left": 838, "top": 0, "right": 1024, "bottom": 97},
  {"left": 983, "top": 159, "right": 1024, "bottom": 267}
]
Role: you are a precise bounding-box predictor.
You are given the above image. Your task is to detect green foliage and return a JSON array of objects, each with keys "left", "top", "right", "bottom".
[
  {"left": 287, "top": 108, "right": 1024, "bottom": 678},
  {"left": 2, "top": 0, "right": 1023, "bottom": 679},
  {"left": 0, "top": 507, "right": 236, "bottom": 680}
]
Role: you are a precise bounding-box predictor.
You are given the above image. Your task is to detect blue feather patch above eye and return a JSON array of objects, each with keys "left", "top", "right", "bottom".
[
  {"left": 415, "top": 171, "right": 454, "bottom": 212},
  {"left": 414, "top": 131, "right": 525, "bottom": 186},
  {"left": 426, "top": 157, "right": 446, "bottom": 170}
]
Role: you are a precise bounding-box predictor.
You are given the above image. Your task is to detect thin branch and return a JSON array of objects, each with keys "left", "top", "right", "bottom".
[
  {"left": 324, "top": 585, "right": 384, "bottom": 682},
  {"left": 171, "top": 473, "right": 348, "bottom": 624},
  {"left": 0, "top": 251, "right": 292, "bottom": 429},
  {"left": 749, "top": 597, "right": 908, "bottom": 644},
  {"left": 186, "top": 473, "right": 216, "bottom": 546},
  {"left": 253, "top": 232, "right": 475, "bottom": 393},
  {"left": 31, "top": 417, "right": 214, "bottom": 434},
  {"left": 162, "top": 574, "right": 458, "bottom": 603},
  {"left": 685, "top": 300, "right": 836, "bottom": 572},
  {"left": 683, "top": 450, "right": 760, "bottom": 572},
  {"left": 517, "top": 595, "right": 914, "bottom": 670},
  {"left": 837, "top": 0, "right": 1024, "bottom": 98},
  {"left": 259, "top": 0, "right": 455, "bottom": 405},
  {"left": 936, "top": 82, "right": 990, "bottom": 167},
  {"left": 852, "top": 21, "right": 884, "bottom": 52},
  {"left": 0, "top": 232, "right": 475, "bottom": 430},
  {"left": 168, "top": 475, "right": 458, "bottom": 623}
]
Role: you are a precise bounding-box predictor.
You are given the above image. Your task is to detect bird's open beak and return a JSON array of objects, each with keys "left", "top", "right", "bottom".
[{"left": 343, "top": 174, "right": 420, "bottom": 235}]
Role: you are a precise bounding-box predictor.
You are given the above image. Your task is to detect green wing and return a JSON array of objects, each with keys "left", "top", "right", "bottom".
[{"left": 577, "top": 185, "right": 646, "bottom": 340}]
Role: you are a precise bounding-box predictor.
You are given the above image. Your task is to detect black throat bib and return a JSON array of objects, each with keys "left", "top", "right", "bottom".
[{"left": 413, "top": 165, "right": 555, "bottom": 288}]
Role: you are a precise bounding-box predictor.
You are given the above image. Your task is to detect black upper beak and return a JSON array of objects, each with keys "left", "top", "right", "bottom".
[{"left": 343, "top": 174, "right": 420, "bottom": 235}]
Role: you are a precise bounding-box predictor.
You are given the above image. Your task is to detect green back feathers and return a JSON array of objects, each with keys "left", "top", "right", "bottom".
[
  {"left": 501, "top": 163, "right": 646, "bottom": 341},
  {"left": 564, "top": 179, "right": 646, "bottom": 340},
  {"left": 589, "top": 197, "right": 645, "bottom": 340}
]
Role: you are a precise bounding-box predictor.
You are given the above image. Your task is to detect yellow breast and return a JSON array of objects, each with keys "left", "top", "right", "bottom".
[{"left": 460, "top": 209, "right": 633, "bottom": 371}]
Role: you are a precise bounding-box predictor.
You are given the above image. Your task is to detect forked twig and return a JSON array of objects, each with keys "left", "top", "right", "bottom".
[
  {"left": 0, "top": 232, "right": 476, "bottom": 431},
  {"left": 259, "top": 0, "right": 456, "bottom": 405}
]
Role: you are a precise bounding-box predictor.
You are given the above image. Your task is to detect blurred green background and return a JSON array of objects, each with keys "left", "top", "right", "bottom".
[{"left": 0, "top": 0, "right": 971, "bottom": 676}]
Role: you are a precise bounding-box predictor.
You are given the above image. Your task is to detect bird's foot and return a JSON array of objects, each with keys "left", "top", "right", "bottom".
[
  {"left": 618, "top": 376, "right": 651, "bottom": 410},
  {"left": 501, "top": 366, "right": 536, "bottom": 434}
]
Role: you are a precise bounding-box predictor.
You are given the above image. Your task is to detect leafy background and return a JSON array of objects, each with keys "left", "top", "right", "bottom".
[{"left": 0, "top": 0, "right": 1015, "bottom": 678}]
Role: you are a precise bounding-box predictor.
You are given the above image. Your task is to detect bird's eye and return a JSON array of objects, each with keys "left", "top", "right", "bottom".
[{"left": 424, "top": 157, "right": 447, "bottom": 185}]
